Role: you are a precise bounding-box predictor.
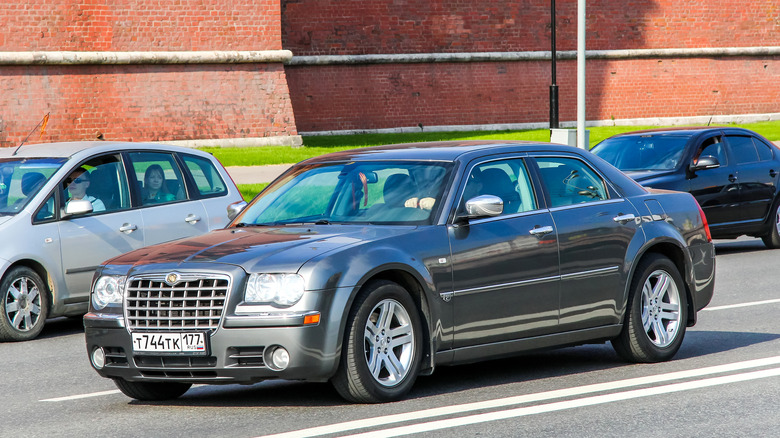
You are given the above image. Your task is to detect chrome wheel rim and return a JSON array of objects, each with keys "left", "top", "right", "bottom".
[
  {"left": 4, "top": 276, "right": 42, "bottom": 332},
  {"left": 641, "top": 269, "right": 682, "bottom": 348},
  {"left": 775, "top": 204, "right": 780, "bottom": 235},
  {"left": 363, "top": 298, "right": 415, "bottom": 387}
]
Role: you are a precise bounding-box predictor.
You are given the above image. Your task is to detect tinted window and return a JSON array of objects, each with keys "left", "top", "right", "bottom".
[
  {"left": 460, "top": 158, "right": 537, "bottom": 216},
  {"left": 591, "top": 135, "right": 688, "bottom": 171},
  {"left": 727, "top": 136, "right": 759, "bottom": 164},
  {"left": 181, "top": 154, "right": 228, "bottom": 197},
  {"left": 755, "top": 139, "right": 774, "bottom": 162},
  {"left": 698, "top": 136, "right": 727, "bottom": 165},
  {"left": 127, "top": 152, "right": 186, "bottom": 205},
  {"left": 535, "top": 157, "right": 609, "bottom": 208}
]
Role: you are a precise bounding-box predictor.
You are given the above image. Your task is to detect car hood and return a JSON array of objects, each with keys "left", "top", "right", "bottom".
[{"left": 106, "top": 225, "right": 415, "bottom": 273}]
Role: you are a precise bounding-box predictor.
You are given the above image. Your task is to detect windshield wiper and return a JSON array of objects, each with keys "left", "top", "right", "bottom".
[{"left": 313, "top": 219, "right": 331, "bottom": 225}]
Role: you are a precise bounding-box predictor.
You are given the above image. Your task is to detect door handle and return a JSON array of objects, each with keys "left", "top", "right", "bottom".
[
  {"left": 529, "top": 225, "right": 554, "bottom": 236},
  {"left": 613, "top": 213, "right": 636, "bottom": 224},
  {"left": 185, "top": 214, "right": 202, "bottom": 224},
  {"left": 119, "top": 223, "right": 138, "bottom": 234},
  {"left": 770, "top": 170, "right": 778, "bottom": 178},
  {"left": 728, "top": 174, "right": 737, "bottom": 182}
]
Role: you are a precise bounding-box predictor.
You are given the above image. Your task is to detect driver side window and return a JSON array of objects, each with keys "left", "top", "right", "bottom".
[
  {"left": 461, "top": 158, "right": 537, "bottom": 216},
  {"left": 698, "top": 136, "right": 727, "bottom": 165}
]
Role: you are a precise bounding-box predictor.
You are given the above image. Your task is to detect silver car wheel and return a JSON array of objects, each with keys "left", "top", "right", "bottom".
[
  {"left": 640, "top": 269, "right": 682, "bottom": 348},
  {"left": 775, "top": 203, "right": 780, "bottom": 235},
  {"left": 4, "top": 276, "right": 42, "bottom": 332},
  {"left": 363, "top": 298, "right": 415, "bottom": 387}
]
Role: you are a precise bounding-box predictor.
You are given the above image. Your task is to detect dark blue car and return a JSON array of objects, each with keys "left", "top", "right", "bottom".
[{"left": 592, "top": 127, "right": 780, "bottom": 248}]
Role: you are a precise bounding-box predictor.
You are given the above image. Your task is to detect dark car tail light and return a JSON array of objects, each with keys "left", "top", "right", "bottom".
[{"left": 696, "top": 201, "right": 712, "bottom": 242}]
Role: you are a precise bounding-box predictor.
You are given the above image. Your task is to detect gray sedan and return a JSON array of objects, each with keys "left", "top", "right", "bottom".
[
  {"left": 0, "top": 142, "right": 244, "bottom": 341},
  {"left": 84, "top": 141, "right": 715, "bottom": 403}
]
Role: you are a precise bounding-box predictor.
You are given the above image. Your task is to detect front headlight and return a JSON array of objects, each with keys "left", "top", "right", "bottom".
[
  {"left": 245, "top": 273, "right": 305, "bottom": 306},
  {"left": 92, "top": 275, "right": 126, "bottom": 309}
]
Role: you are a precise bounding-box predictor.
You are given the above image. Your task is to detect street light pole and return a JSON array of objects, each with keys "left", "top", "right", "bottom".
[
  {"left": 576, "top": 0, "right": 586, "bottom": 149},
  {"left": 549, "top": 0, "right": 559, "bottom": 129}
]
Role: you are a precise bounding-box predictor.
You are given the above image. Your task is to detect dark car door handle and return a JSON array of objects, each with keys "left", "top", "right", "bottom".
[
  {"left": 613, "top": 213, "right": 636, "bottom": 224},
  {"left": 119, "top": 223, "right": 138, "bottom": 233},
  {"left": 728, "top": 174, "right": 737, "bottom": 182},
  {"left": 770, "top": 170, "right": 778, "bottom": 178},
  {"left": 185, "top": 214, "right": 202, "bottom": 224},
  {"left": 529, "top": 225, "right": 554, "bottom": 236}
]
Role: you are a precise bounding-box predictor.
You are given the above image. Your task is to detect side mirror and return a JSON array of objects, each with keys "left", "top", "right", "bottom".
[
  {"left": 690, "top": 155, "right": 720, "bottom": 172},
  {"left": 61, "top": 199, "right": 93, "bottom": 217},
  {"left": 464, "top": 195, "right": 503, "bottom": 219},
  {"left": 227, "top": 200, "right": 248, "bottom": 221}
]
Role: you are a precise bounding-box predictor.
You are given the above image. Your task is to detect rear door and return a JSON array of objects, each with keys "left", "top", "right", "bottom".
[
  {"left": 125, "top": 151, "right": 210, "bottom": 245},
  {"left": 532, "top": 155, "right": 640, "bottom": 331}
]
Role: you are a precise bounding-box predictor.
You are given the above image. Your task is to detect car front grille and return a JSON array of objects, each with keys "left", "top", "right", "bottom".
[{"left": 125, "top": 273, "right": 230, "bottom": 331}]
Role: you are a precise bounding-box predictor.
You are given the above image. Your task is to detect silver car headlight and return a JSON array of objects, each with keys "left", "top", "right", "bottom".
[
  {"left": 92, "top": 275, "right": 126, "bottom": 309},
  {"left": 245, "top": 273, "right": 305, "bottom": 306}
]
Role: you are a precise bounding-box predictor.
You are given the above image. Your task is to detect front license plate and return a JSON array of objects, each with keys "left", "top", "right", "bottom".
[{"left": 131, "top": 332, "right": 207, "bottom": 355}]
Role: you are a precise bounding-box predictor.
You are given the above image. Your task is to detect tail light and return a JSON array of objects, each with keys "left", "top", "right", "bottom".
[{"left": 695, "top": 201, "right": 712, "bottom": 242}]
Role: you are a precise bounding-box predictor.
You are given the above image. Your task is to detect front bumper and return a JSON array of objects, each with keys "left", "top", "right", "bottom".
[{"left": 84, "top": 305, "right": 345, "bottom": 385}]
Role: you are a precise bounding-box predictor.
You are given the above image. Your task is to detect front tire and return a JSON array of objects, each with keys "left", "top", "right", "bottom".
[
  {"left": 113, "top": 379, "right": 192, "bottom": 401},
  {"left": 331, "top": 280, "right": 423, "bottom": 403},
  {"left": 612, "top": 254, "right": 687, "bottom": 363},
  {"left": 761, "top": 200, "right": 780, "bottom": 249},
  {"left": 0, "top": 266, "right": 49, "bottom": 342}
]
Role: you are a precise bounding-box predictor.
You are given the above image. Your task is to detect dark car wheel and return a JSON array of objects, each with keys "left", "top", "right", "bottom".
[
  {"left": 761, "top": 200, "right": 780, "bottom": 249},
  {"left": 612, "top": 254, "right": 687, "bottom": 363},
  {"left": 331, "top": 280, "right": 423, "bottom": 403},
  {"left": 0, "top": 266, "right": 49, "bottom": 342},
  {"left": 114, "top": 379, "right": 192, "bottom": 401}
]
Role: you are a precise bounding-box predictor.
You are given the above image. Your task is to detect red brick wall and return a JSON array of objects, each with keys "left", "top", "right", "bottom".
[
  {"left": 283, "top": 0, "right": 780, "bottom": 132},
  {"left": 0, "top": 0, "right": 296, "bottom": 147}
]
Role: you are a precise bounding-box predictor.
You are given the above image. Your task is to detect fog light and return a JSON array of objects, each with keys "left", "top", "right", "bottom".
[
  {"left": 92, "top": 347, "right": 106, "bottom": 369},
  {"left": 265, "top": 346, "right": 290, "bottom": 371}
]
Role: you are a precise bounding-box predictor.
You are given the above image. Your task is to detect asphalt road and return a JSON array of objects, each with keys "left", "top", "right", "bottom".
[{"left": 2, "top": 237, "right": 778, "bottom": 438}]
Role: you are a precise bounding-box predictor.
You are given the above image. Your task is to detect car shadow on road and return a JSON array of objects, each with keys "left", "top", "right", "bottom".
[
  {"left": 131, "top": 328, "right": 779, "bottom": 408},
  {"left": 37, "top": 316, "right": 84, "bottom": 339},
  {"left": 714, "top": 238, "right": 770, "bottom": 255}
]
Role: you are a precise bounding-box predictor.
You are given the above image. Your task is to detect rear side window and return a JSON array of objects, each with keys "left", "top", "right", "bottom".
[
  {"left": 181, "top": 154, "right": 228, "bottom": 197},
  {"left": 127, "top": 152, "right": 186, "bottom": 206},
  {"left": 755, "top": 139, "right": 774, "bottom": 162},
  {"left": 535, "top": 157, "right": 609, "bottom": 208},
  {"left": 727, "top": 136, "right": 760, "bottom": 164}
]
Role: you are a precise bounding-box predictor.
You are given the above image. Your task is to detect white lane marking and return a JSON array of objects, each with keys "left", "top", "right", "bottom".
[
  {"left": 339, "top": 367, "right": 780, "bottom": 438},
  {"left": 703, "top": 298, "right": 780, "bottom": 311},
  {"left": 41, "top": 389, "right": 121, "bottom": 402},
  {"left": 256, "top": 356, "right": 780, "bottom": 438}
]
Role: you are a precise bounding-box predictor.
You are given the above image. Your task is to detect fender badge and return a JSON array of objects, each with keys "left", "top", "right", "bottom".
[{"left": 165, "top": 272, "right": 180, "bottom": 286}]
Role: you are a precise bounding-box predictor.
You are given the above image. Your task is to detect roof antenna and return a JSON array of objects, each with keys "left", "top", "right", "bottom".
[{"left": 12, "top": 113, "right": 50, "bottom": 156}]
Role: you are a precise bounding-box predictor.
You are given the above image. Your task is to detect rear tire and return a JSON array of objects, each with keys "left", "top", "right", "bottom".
[
  {"left": 761, "top": 201, "right": 780, "bottom": 249},
  {"left": 0, "top": 266, "right": 49, "bottom": 342},
  {"left": 612, "top": 254, "right": 687, "bottom": 363},
  {"left": 113, "top": 379, "right": 192, "bottom": 401},
  {"left": 331, "top": 280, "right": 422, "bottom": 403}
]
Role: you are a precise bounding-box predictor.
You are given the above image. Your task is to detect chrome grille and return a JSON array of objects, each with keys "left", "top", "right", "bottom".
[{"left": 125, "top": 274, "right": 230, "bottom": 331}]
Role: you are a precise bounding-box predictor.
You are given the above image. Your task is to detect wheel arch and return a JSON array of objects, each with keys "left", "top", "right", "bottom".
[
  {"left": 1, "top": 258, "right": 54, "bottom": 313},
  {"left": 627, "top": 241, "right": 696, "bottom": 327}
]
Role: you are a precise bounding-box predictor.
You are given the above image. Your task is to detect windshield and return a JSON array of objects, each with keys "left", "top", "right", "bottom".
[
  {"left": 591, "top": 135, "right": 690, "bottom": 171},
  {"left": 235, "top": 161, "right": 454, "bottom": 226},
  {"left": 0, "top": 158, "right": 65, "bottom": 215}
]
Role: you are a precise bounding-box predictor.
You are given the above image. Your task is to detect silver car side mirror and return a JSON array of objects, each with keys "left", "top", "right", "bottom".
[
  {"left": 227, "top": 200, "right": 248, "bottom": 221},
  {"left": 465, "top": 195, "right": 503, "bottom": 218},
  {"left": 61, "top": 199, "right": 93, "bottom": 217}
]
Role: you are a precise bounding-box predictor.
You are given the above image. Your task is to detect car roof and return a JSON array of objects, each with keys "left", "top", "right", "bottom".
[
  {"left": 299, "top": 140, "right": 589, "bottom": 164},
  {"left": 0, "top": 141, "right": 212, "bottom": 160},
  {"left": 605, "top": 126, "right": 756, "bottom": 138}
]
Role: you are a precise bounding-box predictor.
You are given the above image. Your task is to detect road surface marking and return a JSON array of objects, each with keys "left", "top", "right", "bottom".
[
  {"left": 256, "top": 355, "right": 780, "bottom": 438},
  {"left": 41, "top": 389, "right": 121, "bottom": 402},
  {"left": 703, "top": 298, "right": 780, "bottom": 311}
]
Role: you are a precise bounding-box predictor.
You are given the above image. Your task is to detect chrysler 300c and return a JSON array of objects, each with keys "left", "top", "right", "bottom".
[{"left": 84, "top": 141, "right": 715, "bottom": 403}]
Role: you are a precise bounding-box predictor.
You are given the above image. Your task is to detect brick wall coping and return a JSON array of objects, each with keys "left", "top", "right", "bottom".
[
  {"left": 299, "top": 112, "right": 780, "bottom": 136},
  {"left": 0, "top": 50, "right": 292, "bottom": 66},
  {"left": 158, "top": 135, "right": 303, "bottom": 148},
  {"left": 289, "top": 47, "right": 780, "bottom": 65}
]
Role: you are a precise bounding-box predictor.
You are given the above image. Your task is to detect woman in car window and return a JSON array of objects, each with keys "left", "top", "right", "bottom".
[
  {"left": 142, "top": 164, "right": 175, "bottom": 204},
  {"left": 66, "top": 168, "right": 106, "bottom": 212}
]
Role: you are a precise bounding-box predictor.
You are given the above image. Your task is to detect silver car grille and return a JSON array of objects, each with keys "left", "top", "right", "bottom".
[{"left": 125, "top": 274, "right": 230, "bottom": 331}]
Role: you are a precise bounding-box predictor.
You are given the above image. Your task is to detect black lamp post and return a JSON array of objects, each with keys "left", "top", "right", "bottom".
[{"left": 550, "top": 0, "right": 559, "bottom": 129}]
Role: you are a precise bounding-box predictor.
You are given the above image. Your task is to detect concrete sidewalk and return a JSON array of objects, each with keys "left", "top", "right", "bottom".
[{"left": 226, "top": 164, "right": 290, "bottom": 185}]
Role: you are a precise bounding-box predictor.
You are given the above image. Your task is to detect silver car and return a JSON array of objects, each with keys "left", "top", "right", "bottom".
[{"left": 0, "top": 141, "right": 244, "bottom": 341}]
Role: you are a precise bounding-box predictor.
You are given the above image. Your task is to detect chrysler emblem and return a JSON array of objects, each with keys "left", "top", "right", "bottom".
[{"left": 165, "top": 272, "right": 180, "bottom": 286}]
